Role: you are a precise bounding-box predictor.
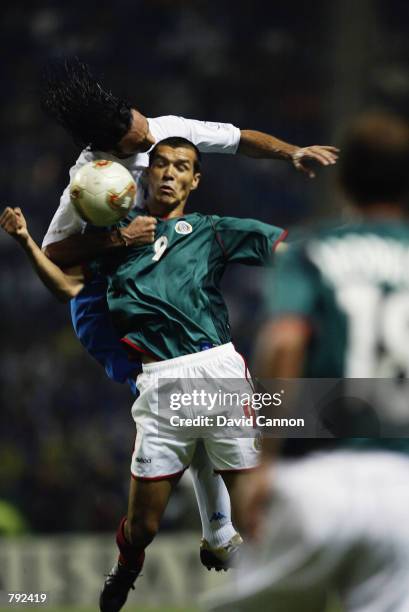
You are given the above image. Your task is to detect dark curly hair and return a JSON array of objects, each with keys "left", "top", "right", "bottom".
[{"left": 40, "top": 57, "right": 133, "bottom": 151}]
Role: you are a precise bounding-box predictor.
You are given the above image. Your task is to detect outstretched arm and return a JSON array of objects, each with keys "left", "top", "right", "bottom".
[
  {"left": 0, "top": 207, "right": 85, "bottom": 302},
  {"left": 173, "top": 116, "right": 339, "bottom": 178},
  {"left": 238, "top": 130, "right": 339, "bottom": 178}
]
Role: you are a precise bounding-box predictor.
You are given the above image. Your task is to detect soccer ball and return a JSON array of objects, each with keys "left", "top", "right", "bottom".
[{"left": 69, "top": 160, "right": 136, "bottom": 226}]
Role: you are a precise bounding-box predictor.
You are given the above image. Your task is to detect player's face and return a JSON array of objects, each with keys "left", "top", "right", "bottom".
[
  {"left": 115, "top": 109, "right": 155, "bottom": 157},
  {"left": 148, "top": 146, "right": 201, "bottom": 210}
]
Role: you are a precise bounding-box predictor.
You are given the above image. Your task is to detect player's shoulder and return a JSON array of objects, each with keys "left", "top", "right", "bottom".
[
  {"left": 285, "top": 220, "right": 366, "bottom": 261},
  {"left": 181, "top": 212, "right": 210, "bottom": 227},
  {"left": 148, "top": 115, "right": 183, "bottom": 124},
  {"left": 147, "top": 115, "right": 188, "bottom": 136},
  {"left": 205, "top": 214, "right": 286, "bottom": 237},
  {"left": 306, "top": 218, "right": 409, "bottom": 245},
  {"left": 293, "top": 219, "right": 366, "bottom": 251},
  {"left": 197, "top": 214, "right": 237, "bottom": 230},
  {"left": 203, "top": 214, "right": 248, "bottom": 227},
  {"left": 289, "top": 219, "right": 409, "bottom": 281},
  {"left": 181, "top": 212, "right": 212, "bottom": 221}
]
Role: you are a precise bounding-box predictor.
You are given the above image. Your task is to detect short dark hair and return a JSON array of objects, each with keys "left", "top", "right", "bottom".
[
  {"left": 339, "top": 112, "right": 409, "bottom": 206},
  {"left": 149, "top": 137, "right": 202, "bottom": 173},
  {"left": 40, "top": 57, "right": 132, "bottom": 151}
]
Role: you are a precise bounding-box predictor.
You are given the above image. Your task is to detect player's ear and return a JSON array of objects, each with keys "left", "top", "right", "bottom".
[{"left": 190, "top": 172, "right": 201, "bottom": 191}]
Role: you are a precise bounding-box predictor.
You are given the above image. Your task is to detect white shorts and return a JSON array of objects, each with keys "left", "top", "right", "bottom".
[
  {"left": 130, "top": 343, "right": 260, "bottom": 479},
  {"left": 204, "top": 450, "right": 409, "bottom": 612}
]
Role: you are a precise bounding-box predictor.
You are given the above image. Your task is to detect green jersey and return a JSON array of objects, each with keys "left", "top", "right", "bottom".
[
  {"left": 265, "top": 219, "right": 409, "bottom": 453},
  {"left": 96, "top": 212, "right": 285, "bottom": 360}
]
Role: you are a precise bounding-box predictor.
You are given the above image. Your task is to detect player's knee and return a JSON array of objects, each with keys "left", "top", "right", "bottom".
[
  {"left": 127, "top": 514, "right": 160, "bottom": 547},
  {"left": 142, "top": 516, "right": 160, "bottom": 544}
]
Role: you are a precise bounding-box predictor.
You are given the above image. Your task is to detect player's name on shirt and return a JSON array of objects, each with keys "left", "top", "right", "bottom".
[{"left": 308, "top": 234, "right": 409, "bottom": 287}]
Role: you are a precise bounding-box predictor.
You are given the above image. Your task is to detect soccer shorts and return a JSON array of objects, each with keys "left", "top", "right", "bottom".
[
  {"left": 204, "top": 450, "right": 409, "bottom": 612},
  {"left": 130, "top": 342, "right": 260, "bottom": 479}
]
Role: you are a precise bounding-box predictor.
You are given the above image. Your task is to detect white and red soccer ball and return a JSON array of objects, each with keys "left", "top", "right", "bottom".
[{"left": 70, "top": 160, "right": 136, "bottom": 226}]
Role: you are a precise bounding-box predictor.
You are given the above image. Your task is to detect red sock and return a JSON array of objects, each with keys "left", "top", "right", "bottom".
[{"left": 116, "top": 516, "right": 145, "bottom": 572}]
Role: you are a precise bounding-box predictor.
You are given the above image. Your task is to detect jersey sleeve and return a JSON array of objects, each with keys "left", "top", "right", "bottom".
[
  {"left": 264, "top": 244, "right": 321, "bottom": 319},
  {"left": 212, "top": 216, "right": 287, "bottom": 266},
  {"left": 41, "top": 149, "right": 95, "bottom": 248},
  {"left": 153, "top": 116, "right": 241, "bottom": 154}
]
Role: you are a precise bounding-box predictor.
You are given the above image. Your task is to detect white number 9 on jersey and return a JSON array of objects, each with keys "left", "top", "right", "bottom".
[{"left": 152, "top": 236, "right": 168, "bottom": 262}]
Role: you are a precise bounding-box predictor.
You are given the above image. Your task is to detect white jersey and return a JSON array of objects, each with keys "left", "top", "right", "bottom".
[{"left": 42, "top": 115, "right": 241, "bottom": 248}]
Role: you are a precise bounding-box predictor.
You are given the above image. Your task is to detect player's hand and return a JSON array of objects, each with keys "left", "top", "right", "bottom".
[
  {"left": 292, "top": 145, "right": 340, "bottom": 178},
  {"left": 120, "top": 215, "right": 157, "bottom": 246},
  {"left": 237, "top": 463, "right": 273, "bottom": 541},
  {"left": 0, "top": 207, "right": 30, "bottom": 245}
]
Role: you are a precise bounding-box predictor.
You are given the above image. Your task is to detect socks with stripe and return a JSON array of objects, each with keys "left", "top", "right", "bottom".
[{"left": 116, "top": 516, "right": 145, "bottom": 572}]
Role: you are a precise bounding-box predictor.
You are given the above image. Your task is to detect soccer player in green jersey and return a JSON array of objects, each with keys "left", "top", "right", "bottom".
[
  {"left": 205, "top": 113, "right": 409, "bottom": 612},
  {"left": 36, "top": 59, "right": 339, "bottom": 577},
  {"left": 1, "top": 136, "right": 287, "bottom": 612}
]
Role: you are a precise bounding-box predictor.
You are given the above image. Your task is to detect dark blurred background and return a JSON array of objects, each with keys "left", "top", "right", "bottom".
[{"left": 0, "top": 0, "right": 408, "bottom": 534}]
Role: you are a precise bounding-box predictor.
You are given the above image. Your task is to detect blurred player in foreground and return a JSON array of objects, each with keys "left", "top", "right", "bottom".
[
  {"left": 204, "top": 112, "right": 409, "bottom": 612},
  {"left": 1, "top": 136, "right": 287, "bottom": 612},
  {"left": 38, "top": 58, "right": 338, "bottom": 573}
]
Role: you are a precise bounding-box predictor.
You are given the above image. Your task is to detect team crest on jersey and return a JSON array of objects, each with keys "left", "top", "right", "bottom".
[{"left": 175, "top": 220, "right": 192, "bottom": 235}]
